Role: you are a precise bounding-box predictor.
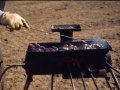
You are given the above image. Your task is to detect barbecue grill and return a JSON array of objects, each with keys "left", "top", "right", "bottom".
[{"left": 0, "top": 24, "right": 120, "bottom": 90}]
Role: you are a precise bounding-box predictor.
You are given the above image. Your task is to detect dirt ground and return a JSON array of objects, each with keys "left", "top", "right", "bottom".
[{"left": 0, "top": 1, "right": 120, "bottom": 90}]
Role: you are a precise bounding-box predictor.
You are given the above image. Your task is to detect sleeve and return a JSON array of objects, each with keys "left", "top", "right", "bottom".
[
  {"left": 0, "top": 1, "right": 6, "bottom": 11},
  {"left": 0, "top": 10, "right": 4, "bottom": 18},
  {"left": 0, "top": 1, "right": 5, "bottom": 18}
]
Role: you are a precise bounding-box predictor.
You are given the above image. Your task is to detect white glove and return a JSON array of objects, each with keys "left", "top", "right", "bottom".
[{"left": 0, "top": 12, "right": 30, "bottom": 32}]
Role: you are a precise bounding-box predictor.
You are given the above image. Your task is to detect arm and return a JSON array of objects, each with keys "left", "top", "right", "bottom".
[{"left": 0, "top": 1, "right": 30, "bottom": 32}]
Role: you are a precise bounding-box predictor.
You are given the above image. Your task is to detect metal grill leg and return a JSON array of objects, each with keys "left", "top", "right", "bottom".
[
  {"left": 110, "top": 69, "right": 120, "bottom": 90},
  {"left": 105, "top": 77, "right": 113, "bottom": 90},
  {"left": 84, "top": 63, "right": 99, "bottom": 90},
  {"left": 24, "top": 75, "right": 33, "bottom": 90},
  {"left": 51, "top": 73, "right": 55, "bottom": 90},
  {"left": 68, "top": 62, "right": 76, "bottom": 90},
  {"left": 77, "top": 64, "right": 87, "bottom": 90}
]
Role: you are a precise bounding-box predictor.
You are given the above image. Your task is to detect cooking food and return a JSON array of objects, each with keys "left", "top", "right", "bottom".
[
  {"left": 52, "top": 46, "right": 58, "bottom": 51},
  {"left": 28, "top": 43, "right": 104, "bottom": 52}
]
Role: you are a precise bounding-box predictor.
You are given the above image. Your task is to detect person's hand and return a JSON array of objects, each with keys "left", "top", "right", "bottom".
[{"left": 0, "top": 12, "right": 30, "bottom": 32}]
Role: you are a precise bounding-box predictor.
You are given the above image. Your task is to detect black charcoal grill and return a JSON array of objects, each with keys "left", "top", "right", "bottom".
[
  {"left": 0, "top": 24, "right": 120, "bottom": 90},
  {"left": 25, "top": 40, "right": 111, "bottom": 75}
]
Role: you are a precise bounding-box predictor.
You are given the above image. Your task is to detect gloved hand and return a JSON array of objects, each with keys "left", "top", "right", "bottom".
[{"left": 0, "top": 12, "right": 30, "bottom": 32}]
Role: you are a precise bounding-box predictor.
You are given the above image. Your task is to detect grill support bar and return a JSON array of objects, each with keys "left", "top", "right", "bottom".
[
  {"left": 0, "top": 64, "right": 25, "bottom": 83},
  {"left": 106, "top": 62, "right": 120, "bottom": 74},
  {"left": 68, "top": 62, "right": 76, "bottom": 90},
  {"left": 110, "top": 69, "right": 120, "bottom": 90},
  {"left": 77, "top": 64, "right": 87, "bottom": 90},
  {"left": 105, "top": 78, "right": 112, "bottom": 90},
  {"left": 85, "top": 63, "right": 99, "bottom": 90},
  {"left": 51, "top": 74, "right": 54, "bottom": 90},
  {"left": 24, "top": 75, "right": 32, "bottom": 90}
]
